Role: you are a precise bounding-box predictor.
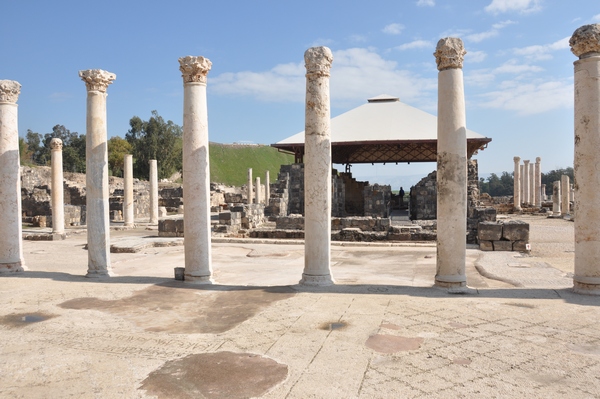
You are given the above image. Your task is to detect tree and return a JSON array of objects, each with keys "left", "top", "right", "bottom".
[
  {"left": 107, "top": 137, "right": 132, "bottom": 177},
  {"left": 125, "top": 111, "right": 183, "bottom": 179},
  {"left": 480, "top": 171, "right": 513, "bottom": 196},
  {"left": 542, "top": 167, "right": 574, "bottom": 196},
  {"left": 19, "top": 137, "right": 33, "bottom": 166},
  {"left": 25, "top": 125, "right": 86, "bottom": 172}
]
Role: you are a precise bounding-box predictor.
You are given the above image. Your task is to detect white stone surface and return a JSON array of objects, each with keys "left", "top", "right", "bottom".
[
  {"left": 50, "top": 138, "right": 65, "bottom": 236},
  {"left": 179, "top": 55, "right": 213, "bottom": 284},
  {"left": 529, "top": 162, "right": 535, "bottom": 205},
  {"left": 0, "top": 80, "right": 24, "bottom": 272},
  {"left": 149, "top": 160, "right": 158, "bottom": 224},
  {"left": 434, "top": 38, "right": 467, "bottom": 288},
  {"left": 520, "top": 164, "right": 524, "bottom": 203},
  {"left": 523, "top": 160, "right": 530, "bottom": 205},
  {"left": 541, "top": 184, "right": 547, "bottom": 201},
  {"left": 123, "top": 154, "right": 134, "bottom": 227},
  {"left": 247, "top": 168, "right": 253, "bottom": 204},
  {"left": 560, "top": 175, "right": 570, "bottom": 216},
  {"left": 79, "top": 69, "right": 115, "bottom": 278},
  {"left": 513, "top": 156, "right": 522, "bottom": 211},
  {"left": 572, "top": 25, "right": 600, "bottom": 295},
  {"left": 301, "top": 46, "right": 334, "bottom": 286}
]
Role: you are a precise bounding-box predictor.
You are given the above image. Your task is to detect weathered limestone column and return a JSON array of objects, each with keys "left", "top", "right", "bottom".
[
  {"left": 570, "top": 184, "right": 575, "bottom": 202},
  {"left": 534, "top": 157, "right": 542, "bottom": 207},
  {"left": 123, "top": 154, "right": 134, "bottom": 227},
  {"left": 523, "top": 160, "right": 530, "bottom": 205},
  {"left": 571, "top": 24, "right": 600, "bottom": 294},
  {"left": 247, "top": 168, "right": 253, "bottom": 204},
  {"left": 560, "top": 175, "right": 570, "bottom": 216},
  {"left": 79, "top": 69, "right": 115, "bottom": 278},
  {"left": 552, "top": 181, "right": 561, "bottom": 215},
  {"left": 529, "top": 162, "right": 535, "bottom": 206},
  {"left": 149, "top": 159, "right": 158, "bottom": 224},
  {"left": 301, "top": 46, "right": 334, "bottom": 286},
  {"left": 434, "top": 38, "right": 467, "bottom": 288},
  {"left": 50, "top": 138, "right": 65, "bottom": 238},
  {"left": 513, "top": 156, "right": 522, "bottom": 211},
  {"left": 179, "top": 55, "right": 212, "bottom": 283},
  {"left": 255, "top": 177, "right": 261, "bottom": 205},
  {"left": 0, "top": 80, "right": 25, "bottom": 273},
  {"left": 520, "top": 164, "right": 524, "bottom": 202},
  {"left": 265, "top": 170, "right": 270, "bottom": 204},
  {"left": 541, "top": 184, "right": 547, "bottom": 201}
]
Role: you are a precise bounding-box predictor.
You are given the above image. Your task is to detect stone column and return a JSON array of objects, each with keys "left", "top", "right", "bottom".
[
  {"left": 301, "top": 46, "right": 334, "bottom": 286},
  {"left": 79, "top": 69, "right": 115, "bottom": 278},
  {"left": 434, "top": 38, "right": 468, "bottom": 288},
  {"left": 265, "top": 170, "right": 270, "bottom": 205},
  {"left": 570, "top": 184, "right": 575, "bottom": 202},
  {"left": 523, "top": 160, "right": 530, "bottom": 205},
  {"left": 0, "top": 80, "right": 25, "bottom": 273},
  {"left": 571, "top": 24, "right": 600, "bottom": 294},
  {"left": 529, "top": 162, "right": 535, "bottom": 205},
  {"left": 552, "top": 181, "right": 561, "bottom": 215},
  {"left": 541, "top": 184, "right": 547, "bottom": 201},
  {"left": 513, "top": 156, "right": 522, "bottom": 211},
  {"left": 50, "top": 138, "right": 65, "bottom": 238},
  {"left": 534, "top": 157, "right": 542, "bottom": 207},
  {"left": 247, "top": 168, "right": 253, "bottom": 204},
  {"left": 254, "top": 177, "right": 260, "bottom": 205},
  {"left": 520, "top": 164, "right": 524, "bottom": 202},
  {"left": 149, "top": 159, "right": 158, "bottom": 224},
  {"left": 123, "top": 154, "right": 134, "bottom": 227},
  {"left": 179, "top": 55, "right": 213, "bottom": 284},
  {"left": 561, "top": 175, "right": 570, "bottom": 216}
]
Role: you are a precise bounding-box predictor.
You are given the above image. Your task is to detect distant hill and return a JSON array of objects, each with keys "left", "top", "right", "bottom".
[{"left": 209, "top": 143, "right": 295, "bottom": 186}]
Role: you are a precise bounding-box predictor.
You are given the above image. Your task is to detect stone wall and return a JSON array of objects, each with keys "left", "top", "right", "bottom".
[
  {"left": 364, "top": 184, "right": 392, "bottom": 218},
  {"left": 339, "top": 173, "right": 367, "bottom": 216},
  {"left": 409, "top": 170, "right": 437, "bottom": 220},
  {"left": 265, "top": 170, "right": 289, "bottom": 217},
  {"left": 478, "top": 220, "right": 529, "bottom": 251}
]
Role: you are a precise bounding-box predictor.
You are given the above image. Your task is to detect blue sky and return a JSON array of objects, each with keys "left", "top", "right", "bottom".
[{"left": 2, "top": 0, "right": 599, "bottom": 186}]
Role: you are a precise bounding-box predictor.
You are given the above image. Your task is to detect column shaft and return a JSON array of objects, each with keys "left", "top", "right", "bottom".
[
  {"left": 552, "top": 181, "right": 561, "bottom": 215},
  {"left": 560, "top": 175, "right": 570, "bottom": 216},
  {"left": 123, "top": 154, "right": 134, "bottom": 227},
  {"left": 247, "top": 168, "right": 253, "bottom": 204},
  {"left": 534, "top": 157, "right": 542, "bottom": 207},
  {"left": 301, "top": 46, "right": 334, "bottom": 286},
  {"left": 149, "top": 160, "right": 158, "bottom": 224},
  {"left": 523, "top": 160, "right": 530, "bottom": 205},
  {"left": 513, "top": 157, "right": 521, "bottom": 211},
  {"left": 265, "top": 170, "right": 270, "bottom": 205},
  {"left": 50, "top": 139, "right": 65, "bottom": 236},
  {"left": 255, "top": 177, "right": 261, "bottom": 205}
]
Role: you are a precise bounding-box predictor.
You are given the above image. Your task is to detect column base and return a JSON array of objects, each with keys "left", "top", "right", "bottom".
[
  {"left": 86, "top": 269, "right": 115, "bottom": 278},
  {"left": 434, "top": 274, "right": 466, "bottom": 289},
  {"left": 573, "top": 280, "right": 600, "bottom": 296},
  {"left": 184, "top": 274, "right": 213, "bottom": 284},
  {"left": 0, "top": 261, "right": 25, "bottom": 273},
  {"left": 52, "top": 233, "right": 67, "bottom": 240},
  {"left": 299, "top": 274, "right": 335, "bottom": 286}
]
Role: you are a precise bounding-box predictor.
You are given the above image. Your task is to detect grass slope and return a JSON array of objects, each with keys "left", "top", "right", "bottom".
[{"left": 209, "top": 143, "right": 295, "bottom": 186}]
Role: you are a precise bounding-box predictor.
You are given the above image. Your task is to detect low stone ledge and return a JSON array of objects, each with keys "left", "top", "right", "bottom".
[{"left": 478, "top": 219, "right": 529, "bottom": 251}]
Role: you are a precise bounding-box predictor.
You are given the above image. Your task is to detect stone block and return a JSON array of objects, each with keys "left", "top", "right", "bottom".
[
  {"left": 479, "top": 240, "right": 494, "bottom": 251},
  {"left": 493, "top": 240, "right": 513, "bottom": 251},
  {"left": 478, "top": 222, "right": 503, "bottom": 241},
  {"left": 502, "top": 220, "right": 529, "bottom": 242},
  {"left": 512, "top": 240, "right": 529, "bottom": 251}
]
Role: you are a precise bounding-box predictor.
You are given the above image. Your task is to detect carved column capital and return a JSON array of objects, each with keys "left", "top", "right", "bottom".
[
  {"left": 535, "top": 156, "right": 541, "bottom": 163},
  {"left": 434, "top": 38, "right": 467, "bottom": 70},
  {"left": 50, "top": 138, "right": 63, "bottom": 151},
  {"left": 79, "top": 69, "right": 116, "bottom": 92},
  {"left": 513, "top": 156, "right": 521, "bottom": 163},
  {"left": 570, "top": 24, "right": 600, "bottom": 59},
  {"left": 305, "top": 46, "right": 333, "bottom": 78},
  {"left": 179, "top": 56, "right": 212, "bottom": 84},
  {"left": 0, "top": 80, "right": 21, "bottom": 103},
  {"left": 523, "top": 159, "right": 530, "bottom": 165}
]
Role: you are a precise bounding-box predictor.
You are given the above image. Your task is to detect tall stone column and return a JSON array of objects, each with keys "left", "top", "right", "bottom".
[
  {"left": 434, "top": 38, "right": 467, "bottom": 288},
  {"left": 520, "top": 164, "right": 524, "bottom": 202},
  {"left": 570, "top": 184, "right": 575, "bottom": 202},
  {"left": 149, "top": 159, "right": 158, "bottom": 224},
  {"left": 247, "top": 168, "right": 253, "bottom": 204},
  {"left": 523, "top": 160, "right": 530, "bottom": 205},
  {"left": 552, "top": 181, "right": 561, "bottom": 215},
  {"left": 255, "top": 177, "right": 261, "bottom": 205},
  {"left": 301, "top": 46, "right": 334, "bottom": 286},
  {"left": 123, "top": 154, "right": 134, "bottom": 227},
  {"left": 179, "top": 56, "right": 213, "bottom": 284},
  {"left": 513, "top": 156, "right": 522, "bottom": 211},
  {"left": 529, "top": 163, "right": 535, "bottom": 205},
  {"left": 0, "top": 80, "right": 25, "bottom": 273},
  {"left": 561, "top": 175, "right": 570, "bottom": 216},
  {"left": 571, "top": 24, "right": 600, "bottom": 294},
  {"left": 50, "top": 138, "right": 65, "bottom": 238},
  {"left": 79, "top": 69, "right": 115, "bottom": 278},
  {"left": 541, "top": 184, "right": 547, "bottom": 201},
  {"left": 265, "top": 170, "right": 270, "bottom": 204},
  {"left": 534, "top": 157, "right": 542, "bottom": 207}
]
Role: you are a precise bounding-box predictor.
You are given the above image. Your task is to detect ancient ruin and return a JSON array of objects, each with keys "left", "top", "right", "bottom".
[{"left": 50, "top": 138, "right": 65, "bottom": 239}]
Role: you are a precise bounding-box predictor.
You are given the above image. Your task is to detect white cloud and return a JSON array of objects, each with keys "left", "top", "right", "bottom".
[
  {"left": 513, "top": 36, "right": 569, "bottom": 61},
  {"left": 466, "top": 70, "right": 496, "bottom": 87},
  {"left": 382, "top": 23, "right": 405, "bottom": 35},
  {"left": 211, "top": 48, "right": 436, "bottom": 106},
  {"left": 466, "top": 20, "right": 515, "bottom": 43},
  {"left": 310, "top": 38, "right": 335, "bottom": 47},
  {"left": 466, "top": 50, "right": 487, "bottom": 63},
  {"left": 593, "top": 13, "right": 600, "bottom": 22},
  {"left": 477, "top": 78, "right": 573, "bottom": 115},
  {"left": 416, "top": 0, "right": 435, "bottom": 6},
  {"left": 395, "top": 40, "right": 433, "bottom": 50},
  {"left": 349, "top": 34, "right": 367, "bottom": 43},
  {"left": 494, "top": 59, "right": 543, "bottom": 74},
  {"left": 485, "top": 0, "right": 542, "bottom": 14}
]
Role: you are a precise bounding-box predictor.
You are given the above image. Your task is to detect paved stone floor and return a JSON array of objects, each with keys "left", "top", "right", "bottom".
[{"left": 1, "top": 215, "right": 599, "bottom": 398}]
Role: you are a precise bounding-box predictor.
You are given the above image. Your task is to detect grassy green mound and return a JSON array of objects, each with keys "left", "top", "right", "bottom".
[{"left": 209, "top": 143, "right": 295, "bottom": 186}]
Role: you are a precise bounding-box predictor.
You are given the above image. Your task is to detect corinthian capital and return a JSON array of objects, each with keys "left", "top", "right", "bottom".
[
  {"left": 0, "top": 80, "right": 21, "bottom": 103},
  {"left": 570, "top": 24, "right": 600, "bottom": 58},
  {"left": 79, "top": 69, "right": 116, "bottom": 92},
  {"left": 513, "top": 156, "right": 521, "bottom": 163},
  {"left": 434, "top": 38, "right": 467, "bottom": 70},
  {"left": 50, "top": 138, "right": 63, "bottom": 151},
  {"left": 304, "top": 46, "right": 333, "bottom": 78},
  {"left": 179, "top": 56, "right": 212, "bottom": 84}
]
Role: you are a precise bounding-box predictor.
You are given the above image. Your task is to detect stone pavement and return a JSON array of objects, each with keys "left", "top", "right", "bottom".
[{"left": 1, "top": 216, "right": 599, "bottom": 398}]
